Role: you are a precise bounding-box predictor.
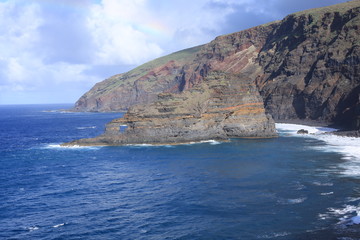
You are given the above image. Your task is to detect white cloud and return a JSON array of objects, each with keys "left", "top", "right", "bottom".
[
  {"left": 87, "top": 0, "right": 164, "bottom": 65},
  {"left": 0, "top": 1, "right": 42, "bottom": 53},
  {"left": 86, "top": 0, "right": 240, "bottom": 65},
  {"left": 0, "top": 0, "right": 101, "bottom": 103}
]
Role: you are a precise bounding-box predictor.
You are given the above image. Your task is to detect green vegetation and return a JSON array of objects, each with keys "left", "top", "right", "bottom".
[{"left": 102, "top": 45, "right": 203, "bottom": 92}]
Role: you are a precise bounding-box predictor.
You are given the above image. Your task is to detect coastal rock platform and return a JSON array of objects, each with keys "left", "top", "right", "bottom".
[{"left": 63, "top": 72, "right": 277, "bottom": 146}]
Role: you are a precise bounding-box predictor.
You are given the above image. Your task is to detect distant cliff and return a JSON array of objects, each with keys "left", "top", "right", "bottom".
[
  {"left": 73, "top": 46, "right": 203, "bottom": 112},
  {"left": 66, "top": 0, "right": 360, "bottom": 145}
]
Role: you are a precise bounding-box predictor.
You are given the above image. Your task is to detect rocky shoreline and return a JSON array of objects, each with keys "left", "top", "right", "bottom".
[{"left": 277, "top": 119, "right": 360, "bottom": 138}]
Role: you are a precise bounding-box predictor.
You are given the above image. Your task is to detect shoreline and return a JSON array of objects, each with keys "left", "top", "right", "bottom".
[
  {"left": 275, "top": 119, "right": 333, "bottom": 128},
  {"left": 275, "top": 119, "right": 360, "bottom": 138}
]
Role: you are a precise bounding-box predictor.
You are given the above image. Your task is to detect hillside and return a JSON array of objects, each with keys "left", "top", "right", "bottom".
[{"left": 72, "top": 45, "right": 202, "bottom": 112}]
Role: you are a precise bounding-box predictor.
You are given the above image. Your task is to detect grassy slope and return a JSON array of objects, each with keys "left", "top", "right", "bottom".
[{"left": 95, "top": 45, "right": 203, "bottom": 93}]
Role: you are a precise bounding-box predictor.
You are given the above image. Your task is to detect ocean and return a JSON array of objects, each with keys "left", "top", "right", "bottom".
[{"left": 1, "top": 104, "right": 360, "bottom": 240}]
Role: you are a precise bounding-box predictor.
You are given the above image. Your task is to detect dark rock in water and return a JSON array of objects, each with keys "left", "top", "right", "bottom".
[{"left": 297, "top": 129, "right": 309, "bottom": 134}]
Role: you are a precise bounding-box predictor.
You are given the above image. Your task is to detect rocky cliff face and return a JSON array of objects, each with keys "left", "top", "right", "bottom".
[
  {"left": 257, "top": 1, "right": 360, "bottom": 129},
  {"left": 64, "top": 72, "right": 276, "bottom": 146},
  {"left": 180, "top": 0, "right": 360, "bottom": 129}
]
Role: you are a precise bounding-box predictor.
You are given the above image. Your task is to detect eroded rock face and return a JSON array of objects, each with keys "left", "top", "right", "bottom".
[
  {"left": 64, "top": 72, "right": 276, "bottom": 146},
  {"left": 257, "top": 2, "right": 360, "bottom": 129}
]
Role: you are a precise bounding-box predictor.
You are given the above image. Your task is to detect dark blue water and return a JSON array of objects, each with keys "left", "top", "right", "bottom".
[{"left": 1, "top": 104, "right": 360, "bottom": 240}]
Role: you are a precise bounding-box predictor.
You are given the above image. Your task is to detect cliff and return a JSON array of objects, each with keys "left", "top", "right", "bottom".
[
  {"left": 257, "top": 0, "right": 360, "bottom": 129},
  {"left": 65, "top": 1, "right": 360, "bottom": 145},
  {"left": 64, "top": 72, "right": 276, "bottom": 146}
]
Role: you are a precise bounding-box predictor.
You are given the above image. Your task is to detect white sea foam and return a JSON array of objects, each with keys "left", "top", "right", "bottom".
[
  {"left": 276, "top": 123, "right": 337, "bottom": 135},
  {"left": 76, "top": 126, "right": 96, "bottom": 130},
  {"left": 320, "top": 192, "right": 334, "bottom": 196},
  {"left": 312, "top": 181, "right": 333, "bottom": 186},
  {"left": 276, "top": 123, "right": 360, "bottom": 178},
  {"left": 44, "top": 144, "right": 101, "bottom": 150},
  {"left": 346, "top": 197, "right": 360, "bottom": 202},
  {"left": 187, "top": 140, "right": 222, "bottom": 145},
  {"left": 27, "top": 226, "right": 39, "bottom": 232},
  {"left": 42, "top": 110, "right": 74, "bottom": 114},
  {"left": 199, "top": 140, "right": 222, "bottom": 145},
  {"left": 126, "top": 140, "right": 221, "bottom": 147},
  {"left": 126, "top": 144, "right": 156, "bottom": 147},
  {"left": 329, "top": 205, "right": 360, "bottom": 215},
  {"left": 278, "top": 197, "right": 307, "bottom": 205},
  {"left": 53, "top": 223, "right": 65, "bottom": 228},
  {"left": 257, "top": 231, "right": 290, "bottom": 239},
  {"left": 320, "top": 204, "right": 360, "bottom": 221}
]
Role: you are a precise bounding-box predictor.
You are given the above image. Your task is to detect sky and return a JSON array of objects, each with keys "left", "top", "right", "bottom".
[{"left": 0, "top": 0, "right": 349, "bottom": 104}]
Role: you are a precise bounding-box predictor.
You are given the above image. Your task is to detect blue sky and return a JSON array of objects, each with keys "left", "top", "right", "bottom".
[{"left": 0, "top": 0, "right": 349, "bottom": 104}]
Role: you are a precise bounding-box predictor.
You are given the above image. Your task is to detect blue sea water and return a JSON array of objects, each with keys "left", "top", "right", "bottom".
[{"left": 1, "top": 104, "right": 360, "bottom": 240}]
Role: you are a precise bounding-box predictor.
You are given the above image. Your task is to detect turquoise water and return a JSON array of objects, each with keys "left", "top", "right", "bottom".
[{"left": 1, "top": 104, "right": 360, "bottom": 239}]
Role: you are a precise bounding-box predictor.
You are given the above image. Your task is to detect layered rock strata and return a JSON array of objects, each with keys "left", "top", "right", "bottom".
[{"left": 64, "top": 72, "right": 276, "bottom": 146}]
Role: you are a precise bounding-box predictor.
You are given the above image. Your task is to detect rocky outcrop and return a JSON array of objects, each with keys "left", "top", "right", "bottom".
[{"left": 64, "top": 72, "right": 276, "bottom": 146}]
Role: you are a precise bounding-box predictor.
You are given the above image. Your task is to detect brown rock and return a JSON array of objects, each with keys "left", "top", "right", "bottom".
[{"left": 64, "top": 72, "right": 277, "bottom": 146}]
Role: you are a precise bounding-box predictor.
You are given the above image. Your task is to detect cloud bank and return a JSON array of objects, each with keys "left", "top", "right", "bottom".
[{"left": 0, "top": 0, "right": 348, "bottom": 104}]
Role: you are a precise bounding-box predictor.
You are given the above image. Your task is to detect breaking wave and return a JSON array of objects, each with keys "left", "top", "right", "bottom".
[
  {"left": 276, "top": 123, "right": 360, "bottom": 178},
  {"left": 76, "top": 126, "right": 96, "bottom": 130},
  {"left": 43, "top": 144, "right": 101, "bottom": 150}
]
